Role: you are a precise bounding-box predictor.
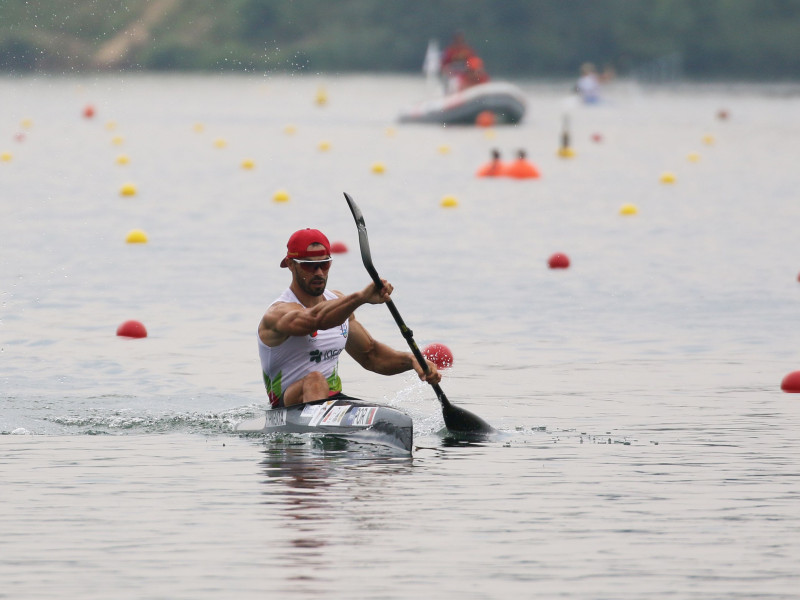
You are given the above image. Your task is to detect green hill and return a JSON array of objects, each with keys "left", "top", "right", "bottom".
[{"left": 2, "top": 0, "right": 799, "bottom": 79}]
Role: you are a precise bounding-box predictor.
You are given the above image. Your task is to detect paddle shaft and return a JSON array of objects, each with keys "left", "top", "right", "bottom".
[{"left": 361, "top": 265, "right": 452, "bottom": 409}]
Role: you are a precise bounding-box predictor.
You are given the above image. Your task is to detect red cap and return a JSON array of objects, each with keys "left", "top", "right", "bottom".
[
  {"left": 467, "top": 56, "right": 483, "bottom": 70},
  {"left": 280, "top": 228, "right": 331, "bottom": 267}
]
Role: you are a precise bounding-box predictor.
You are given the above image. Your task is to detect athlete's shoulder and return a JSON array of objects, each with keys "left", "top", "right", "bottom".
[{"left": 266, "top": 300, "right": 303, "bottom": 315}]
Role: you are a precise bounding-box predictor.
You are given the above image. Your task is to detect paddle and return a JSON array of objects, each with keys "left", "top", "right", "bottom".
[{"left": 344, "top": 192, "right": 494, "bottom": 435}]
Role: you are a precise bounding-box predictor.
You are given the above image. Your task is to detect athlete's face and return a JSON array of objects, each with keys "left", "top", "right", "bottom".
[{"left": 291, "top": 256, "right": 331, "bottom": 297}]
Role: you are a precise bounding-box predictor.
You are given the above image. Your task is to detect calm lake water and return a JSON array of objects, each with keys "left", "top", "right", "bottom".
[{"left": 2, "top": 74, "right": 800, "bottom": 599}]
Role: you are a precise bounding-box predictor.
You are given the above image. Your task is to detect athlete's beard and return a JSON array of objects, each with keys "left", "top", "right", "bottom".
[{"left": 297, "top": 273, "right": 327, "bottom": 297}]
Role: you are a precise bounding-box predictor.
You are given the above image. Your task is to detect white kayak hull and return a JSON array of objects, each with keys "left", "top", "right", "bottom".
[
  {"left": 235, "top": 395, "right": 413, "bottom": 453},
  {"left": 398, "top": 81, "right": 526, "bottom": 125}
]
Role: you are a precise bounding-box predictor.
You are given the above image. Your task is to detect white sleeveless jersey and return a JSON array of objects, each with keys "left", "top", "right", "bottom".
[{"left": 258, "top": 288, "right": 348, "bottom": 408}]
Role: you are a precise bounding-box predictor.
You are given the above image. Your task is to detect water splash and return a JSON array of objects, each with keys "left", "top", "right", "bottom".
[{"left": 47, "top": 405, "right": 261, "bottom": 436}]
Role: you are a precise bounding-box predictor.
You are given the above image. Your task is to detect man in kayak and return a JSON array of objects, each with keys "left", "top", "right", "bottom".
[{"left": 258, "top": 228, "right": 441, "bottom": 408}]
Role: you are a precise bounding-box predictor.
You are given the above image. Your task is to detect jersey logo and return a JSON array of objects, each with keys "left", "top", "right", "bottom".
[
  {"left": 309, "top": 348, "right": 343, "bottom": 364},
  {"left": 310, "top": 331, "right": 318, "bottom": 339}
]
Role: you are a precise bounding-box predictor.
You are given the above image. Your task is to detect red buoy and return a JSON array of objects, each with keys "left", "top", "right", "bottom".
[
  {"left": 475, "top": 110, "right": 495, "bottom": 127},
  {"left": 591, "top": 133, "right": 603, "bottom": 143},
  {"left": 548, "top": 253, "right": 570, "bottom": 269},
  {"left": 330, "top": 241, "right": 348, "bottom": 254},
  {"left": 423, "top": 343, "right": 454, "bottom": 369},
  {"left": 116, "top": 320, "right": 147, "bottom": 338},
  {"left": 83, "top": 104, "right": 95, "bottom": 119},
  {"left": 781, "top": 371, "right": 800, "bottom": 393}
]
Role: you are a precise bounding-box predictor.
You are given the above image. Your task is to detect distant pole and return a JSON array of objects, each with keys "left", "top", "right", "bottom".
[
  {"left": 561, "top": 114, "right": 571, "bottom": 151},
  {"left": 558, "top": 95, "right": 577, "bottom": 158}
]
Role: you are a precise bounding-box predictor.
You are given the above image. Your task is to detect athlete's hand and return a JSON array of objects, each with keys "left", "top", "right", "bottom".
[
  {"left": 362, "top": 279, "right": 392, "bottom": 304},
  {"left": 413, "top": 357, "right": 441, "bottom": 385}
]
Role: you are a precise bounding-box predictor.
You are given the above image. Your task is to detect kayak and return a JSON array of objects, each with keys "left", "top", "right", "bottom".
[
  {"left": 398, "top": 81, "right": 526, "bottom": 125},
  {"left": 235, "top": 394, "right": 413, "bottom": 453}
]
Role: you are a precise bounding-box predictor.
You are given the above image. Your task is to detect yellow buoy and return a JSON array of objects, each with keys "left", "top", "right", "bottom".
[
  {"left": 105, "top": 121, "right": 117, "bottom": 131},
  {"left": 659, "top": 171, "right": 676, "bottom": 184},
  {"left": 315, "top": 86, "right": 328, "bottom": 106},
  {"left": 558, "top": 147, "right": 576, "bottom": 158},
  {"left": 702, "top": 134, "right": 715, "bottom": 146},
  {"left": 20, "top": 118, "right": 33, "bottom": 129},
  {"left": 620, "top": 203, "right": 638, "bottom": 216},
  {"left": 115, "top": 154, "right": 130, "bottom": 165},
  {"left": 687, "top": 152, "right": 701, "bottom": 163},
  {"left": 437, "top": 144, "right": 451, "bottom": 155},
  {"left": 125, "top": 229, "right": 148, "bottom": 244},
  {"left": 273, "top": 189, "right": 290, "bottom": 203},
  {"left": 483, "top": 129, "right": 496, "bottom": 140},
  {"left": 1, "top": 152, "right": 12, "bottom": 162},
  {"left": 441, "top": 195, "right": 459, "bottom": 208},
  {"left": 385, "top": 127, "right": 396, "bottom": 137},
  {"left": 111, "top": 136, "right": 124, "bottom": 146},
  {"left": 241, "top": 158, "right": 255, "bottom": 169},
  {"left": 213, "top": 138, "right": 227, "bottom": 149},
  {"left": 371, "top": 161, "right": 386, "bottom": 174},
  {"left": 193, "top": 123, "right": 205, "bottom": 133},
  {"left": 284, "top": 124, "right": 297, "bottom": 135},
  {"left": 120, "top": 183, "right": 137, "bottom": 197},
  {"left": 318, "top": 140, "right": 331, "bottom": 152}
]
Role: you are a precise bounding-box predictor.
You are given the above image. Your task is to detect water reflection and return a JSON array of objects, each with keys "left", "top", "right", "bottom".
[
  {"left": 257, "top": 436, "right": 413, "bottom": 567},
  {"left": 259, "top": 440, "right": 335, "bottom": 556}
]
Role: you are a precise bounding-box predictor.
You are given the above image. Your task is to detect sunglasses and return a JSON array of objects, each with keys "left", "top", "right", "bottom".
[{"left": 293, "top": 258, "right": 332, "bottom": 273}]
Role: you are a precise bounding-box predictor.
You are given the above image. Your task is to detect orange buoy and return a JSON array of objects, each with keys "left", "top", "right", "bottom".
[
  {"left": 330, "top": 241, "right": 348, "bottom": 254},
  {"left": 83, "top": 104, "right": 95, "bottom": 119},
  {"left": 423, "top": 343, "right": 454, "bottom": 369},
  {"left": 476, "top": 148, "right": 505, "bottom": 177},
  {"left": 116, "top": 320, "right": 147, "bottom": 338},
  {"left": 504, "top": 150, "right": 540, "bottom": 179},
  {"left": 475, "top": 110, "right": 495, "bottom": 127},
  {"left": 548, "top": 253, "right": 570, "bottom": 269},
  {"left": 781, "top": 371, "right": 800, "bottom": 393}
]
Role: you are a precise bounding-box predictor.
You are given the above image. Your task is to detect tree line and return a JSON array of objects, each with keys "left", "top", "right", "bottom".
[{"left": 1, "top": 0, "right": 799, "bottom": 80}]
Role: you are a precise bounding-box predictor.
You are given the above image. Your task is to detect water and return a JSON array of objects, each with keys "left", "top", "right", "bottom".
[{"left": 2, "top": 74, "right": 800, "bottom": 599}]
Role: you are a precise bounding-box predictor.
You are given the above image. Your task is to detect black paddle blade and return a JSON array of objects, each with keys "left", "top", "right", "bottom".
[
  {"left": 344, "top": 192, "right": 364, "bottom": 226},
  {"left": 442, "top": 402, "right": 495, "bottom": 435},
  {"left": 344, "top": 192, "right": 382, "bottom": 287},
  {"left": 433, "top": 384, "right": 494, "bottom": 434}
]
